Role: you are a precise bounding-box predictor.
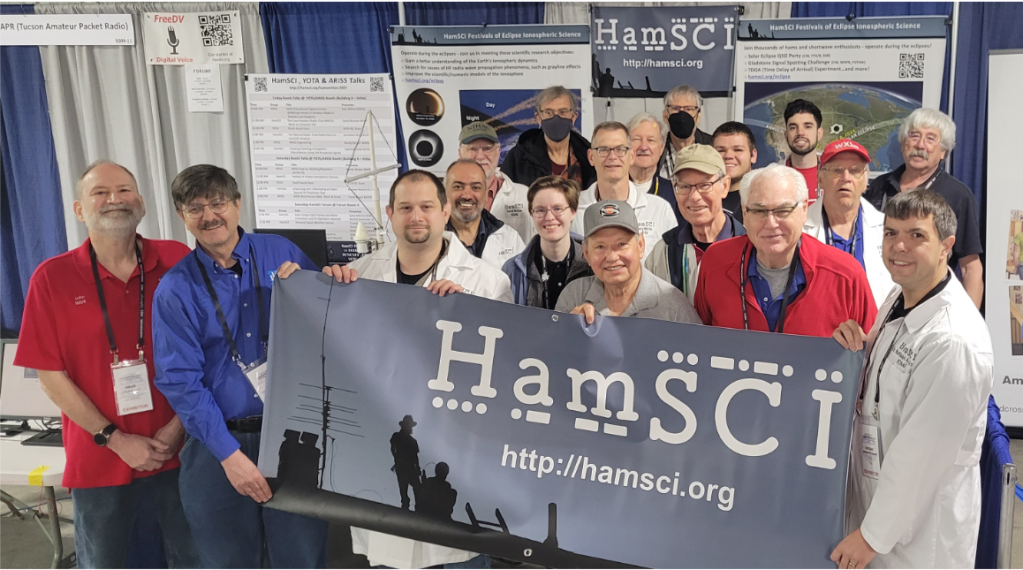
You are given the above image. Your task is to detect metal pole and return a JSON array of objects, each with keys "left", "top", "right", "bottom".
[
  {"left": 367, "top": 110, "right": 383, "bottom": 234},
  {"left": 946, "top": 1, "right": 960, "bottom": 174},
  {"left": 998, "top": 463, "right": 1016, "bottom": 569},
  {"left": 45, "top": 486, "right": 63, "bottom": 569},
  {"left": 398, "top": 1, "right": 406, "bottom": 26}
]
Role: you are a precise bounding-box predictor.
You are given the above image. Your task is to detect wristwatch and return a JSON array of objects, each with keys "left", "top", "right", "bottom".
[{"left": 93, "top": 424, "right": 118, "bottom": 446}]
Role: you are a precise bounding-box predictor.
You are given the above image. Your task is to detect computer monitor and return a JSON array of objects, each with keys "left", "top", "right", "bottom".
[
  {"left": 0, "top": 340, "right": 62, "bottom": 420},
  {"left": 254, "top": 228, "right": 328, "bottom": 268}
]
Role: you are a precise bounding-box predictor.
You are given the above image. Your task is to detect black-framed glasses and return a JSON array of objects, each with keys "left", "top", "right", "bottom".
[
  {"left": 744, "top": 204, "right": 801, "bottom": 221},
  {"left": 593, "top": 146, "right": 630, "bottom": 158},
  {"left": 674, "top": 175, "right": 724, "bottom": 195},
  {"left": 182, "top": 200, "right": 230, "bottom": 219},
  {"left": 665, "top": 105, "right": 700, "bottom": 115},
  {"left": 538, "top": 108, "right": 575, "bottom": 120}
]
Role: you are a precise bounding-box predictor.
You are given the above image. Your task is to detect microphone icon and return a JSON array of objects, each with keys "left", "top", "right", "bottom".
[{"left": 167, "top": 26, "right": 180, "bottom": 55}]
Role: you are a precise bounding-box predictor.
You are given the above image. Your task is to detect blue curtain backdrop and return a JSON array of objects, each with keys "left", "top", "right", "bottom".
[
  {"left": 403, "top": 2, "right": 545, "bottom": 26},
  {"left": 0, "top": 4, "right": 67, "bottom": 334}
]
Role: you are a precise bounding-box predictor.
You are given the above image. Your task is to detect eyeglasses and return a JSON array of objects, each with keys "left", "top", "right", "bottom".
[
  {"left": 904, "top": 131, "right": 942, "bottom": 147},
  {"left": 538, "top": 108, "right": 575, "bottom": 120},
  {"left": 744, "top": 204, "right": 801, "bottom": 221},
  {"left": 820, "top": 165, "right": 867, "bottom": 178},
  {"left": 462, "top": 143, "right": 497, "bottom": 155},
  {"left": 674, "top": 175, "right": 724, "bottom": 195},
  {"left": 531, "top": 205, "right": 571, "bottom": 219},
  {"left": 665, "top": 105, "right": 700, "bottom": 115},
  {"left": 593, "top": 146, "right": 630, "bottom": 158},
  {"left": 182, "top": 199, "right": 230, "bottom": 219}
]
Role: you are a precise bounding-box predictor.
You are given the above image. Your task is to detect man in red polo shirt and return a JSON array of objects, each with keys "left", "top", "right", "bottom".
[
  {"left": 694, "top": 163, "right": 876, "bottom": 336},
  {"left": 15, "top": 161, "right": 199, "bottom": 569}
]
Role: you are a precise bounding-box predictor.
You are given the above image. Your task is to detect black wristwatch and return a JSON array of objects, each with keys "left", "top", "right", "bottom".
[{"left": 93, "top": 424, "right": 118, "bottom": 447}]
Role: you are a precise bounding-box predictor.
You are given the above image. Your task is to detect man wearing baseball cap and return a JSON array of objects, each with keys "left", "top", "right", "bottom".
[
  {"left": 457, "top": 121, "right": 533, "bottom": 241},
  {"left": 646, "top": 144, "right": 747, "bottom": 300},
  {"left": 803, "top": 139, "right": 895, "bottom": 308},
  {"left": 556, "top": 199, "right": 700, "bottom": 324}
]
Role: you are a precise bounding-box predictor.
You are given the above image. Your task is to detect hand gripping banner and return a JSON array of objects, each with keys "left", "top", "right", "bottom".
[{"left": 258, "top": 272, "right": 864, "bottom": 568}]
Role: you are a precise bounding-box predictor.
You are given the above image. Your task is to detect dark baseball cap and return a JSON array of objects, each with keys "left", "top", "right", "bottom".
[{"left": 584, "top": 199, "right": 639, "bottom": 238}]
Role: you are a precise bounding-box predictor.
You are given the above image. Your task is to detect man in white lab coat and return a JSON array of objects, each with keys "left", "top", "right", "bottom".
[
  {"left": 831, "top": 188, "right": 993, "bottom": 569},
  {"left": 445, "top": 159, "right": 526, "bottom": 271}
]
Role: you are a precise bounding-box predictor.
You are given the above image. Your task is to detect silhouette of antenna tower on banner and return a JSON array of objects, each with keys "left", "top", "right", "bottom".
[{"left": 342, "top": 110, "right": 400, "bottom": 254}]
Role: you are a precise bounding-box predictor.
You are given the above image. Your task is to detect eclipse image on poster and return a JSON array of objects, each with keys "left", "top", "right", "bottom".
[
  {"left": 459, "top": 89, "right": 582, "bottom": 163},
  {"left": 408, "top": 129, "right": 444, "bottom": 167},
  {"left": 407, "top": 88, "right": 445, "bottom": 126}
]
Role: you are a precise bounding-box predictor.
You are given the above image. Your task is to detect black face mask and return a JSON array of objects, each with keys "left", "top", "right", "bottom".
[
  {"left": 541, "top": 115, "right": 573, "bottom": 142},
  {"left": 668, "top": 111, "right": 696, "bottom": 140}
]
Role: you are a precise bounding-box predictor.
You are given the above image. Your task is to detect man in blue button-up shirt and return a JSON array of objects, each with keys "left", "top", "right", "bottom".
[{"left": 153, "top": 165, "right": 327, "bottom": 568}]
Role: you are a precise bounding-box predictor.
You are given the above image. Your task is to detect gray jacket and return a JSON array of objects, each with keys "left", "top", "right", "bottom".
[{"left": 554, "top": 268, "right": 701, "bottom": 324}]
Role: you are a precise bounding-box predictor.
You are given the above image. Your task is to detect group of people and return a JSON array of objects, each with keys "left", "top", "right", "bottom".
[{"left": 12, "top": 83, "right": 992, "bottom": 570}]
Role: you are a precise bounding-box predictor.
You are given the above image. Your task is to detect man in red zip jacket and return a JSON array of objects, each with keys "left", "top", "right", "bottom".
[{"left": 694, "top": 163, "right": 876, "bottom": 336}]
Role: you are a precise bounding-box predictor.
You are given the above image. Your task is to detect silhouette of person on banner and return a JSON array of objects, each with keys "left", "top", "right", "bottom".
[
  {"left": 416, "top": 462, "right": 458, "bottom": 521},
  {"left": 390, "top": 415, "right": 421, "bottom": 509}
]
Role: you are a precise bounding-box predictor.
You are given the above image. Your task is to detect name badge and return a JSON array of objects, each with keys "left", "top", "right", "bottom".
[
  {"left": 241, "top": 358, "right": 268, "bottom": 402},
  {"left": 111, "top": 360, "right": 154, "bottom": 416},
  {"left": 859, "top": 424, "right": 882, "bottom": 480}
]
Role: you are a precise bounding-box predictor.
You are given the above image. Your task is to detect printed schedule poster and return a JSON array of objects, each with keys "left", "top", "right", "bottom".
[
  {"left": 735, "top": 17, "right": 947, "bottom": 174},
  {"left": 244, "top": 74, "right": 398, "bottom": 260},
  {"left": 390, "top": 25, "right": 593, "bottom": 175}
]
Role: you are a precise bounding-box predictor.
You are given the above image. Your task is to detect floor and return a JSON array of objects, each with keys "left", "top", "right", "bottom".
[{"left": 3, "top": 442, "right": 1023, "bottom": 569}]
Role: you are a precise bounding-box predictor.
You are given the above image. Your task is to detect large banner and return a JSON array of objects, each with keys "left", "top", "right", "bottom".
[
  {"left": 985, "top": 51, "right": 1023, "bottom": 427},
  {"left": 735, "top": 16, "right": 947, "bottom": 174},
  {"left": 390, "top": 25, "right": 593, "bottom": 174},
  {"left": 590, "top": 6, "right": 737, "bottom": 98},
  {"left": 244, "top": 74, "right": 398, "bottom": 262},
  {"left": 258, "top": 273, "right": 864, "bottom": 568}
]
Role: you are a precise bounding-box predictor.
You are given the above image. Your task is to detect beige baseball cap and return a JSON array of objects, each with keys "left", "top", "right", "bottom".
[
  {"left": 672, "top": 144, "right": 727, "bottom": 176},
  {"left": 458, "top": 122, "right": 498, "bottom": 144}
]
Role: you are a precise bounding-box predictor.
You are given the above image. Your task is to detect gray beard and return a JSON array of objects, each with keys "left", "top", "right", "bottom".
[
  {"left": 85, "top": 208, "right": 143, "bottom": 237},
  {"left": 452, "top": 208, "right": 481, "bottom": 225}
]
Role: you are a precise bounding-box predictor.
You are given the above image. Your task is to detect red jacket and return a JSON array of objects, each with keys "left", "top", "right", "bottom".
[{"left": 694, "top": 235, "right": 877, "bottom": 337}]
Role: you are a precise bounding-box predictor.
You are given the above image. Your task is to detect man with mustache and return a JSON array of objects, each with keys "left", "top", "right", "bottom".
[
  {"left": 444, "top": 159, "right": 526, "bottom": 270},
  {"left": 782, "top": 99, "right": 824, "bottom": 205},
  {"left": 803, "top": 139, "right": 895, "bottom": 308},
  {"left": 152, "top": 165, "right": 328, "bottom": 568},
  {"left": 658, "top": 85, "right": 714, "bottom": 180},
  {"left": 863, "top": 107, "right": 984, "bottom": 308},
  {"left": 15, "top": 161, "right": 199, "bottom": 568},
  {"left": 573, "top": 122, "right": 677, "bottom": 263},
  {"left": 712, "top": 121, "right": 759, "bottom": 223},
  {"left": 456, "top": 122, "right": 532, "bottom": 242},
  {"left": 627, "top": 112, "right": 682, "bottom": 224},
  {"left": 500, "top": 86, "right": 596, "bottom": 189}
]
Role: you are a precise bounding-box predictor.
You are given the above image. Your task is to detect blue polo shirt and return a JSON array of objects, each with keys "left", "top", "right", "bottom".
[
  {"left": 824, "top": 205, "right": 865, "bottom": 269},
  {"left": 748, "top": 248, "right": 807, "bottom": 332},
  {"left": 153, "top": 229, "right": 316, "bottom": 461}
]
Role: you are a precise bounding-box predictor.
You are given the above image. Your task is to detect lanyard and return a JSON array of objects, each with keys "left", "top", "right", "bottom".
[
  {"left": 882, "top": 168, "right": 940, "bottom": 210},
  {"left": 738, "top": 241, "right": 801, "bottom": 333},
  {"left": 89, "top": 243, "right": 145, "bottom": 364},
  {"left": 858, "top": 303, "right": 902, "bottom": 420},
  {"left": 196, "top": 245, "right": 267, "bottom": 366},
  {"left": 822, "top": 207, "right": 860, "bottom": 255}
]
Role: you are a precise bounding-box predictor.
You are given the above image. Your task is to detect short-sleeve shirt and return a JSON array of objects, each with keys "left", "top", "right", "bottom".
[
  {"left": 15, "top": 237, "right": 190, "bottom": 489},
  {"left": 864, "top": 165, "right": 983, "bottom": 269}
]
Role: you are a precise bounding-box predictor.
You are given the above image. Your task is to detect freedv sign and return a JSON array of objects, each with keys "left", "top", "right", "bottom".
[
  {"left": 0, "top": 14, "right": 134, "bottom": 46},
  {"left": 258, "top": 273, "right": 863, "bottom": 568}
]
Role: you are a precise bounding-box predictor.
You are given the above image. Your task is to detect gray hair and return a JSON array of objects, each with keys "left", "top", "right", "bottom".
[
  {"left": 885, "top": 187, "right": 958, "bottom": 243},
  {"left": 170, "top": 164, "right": 241, "bottom": 211},
  {"left": 534, "top": 86, "right": 578, "bottom": 115},
  {"left": 663, "top": 85, "right": 703, "bottom": 110},
  {"left": 739, "top": 164, "right": 808, "bottom": 207},
  {"left": 76, "top": 160, "right": 138, "bottom": 199},
  {"left": 898, "top": 107, "right": 956, "bottom": 152},
  {"left": 626, "top": 112, "right": 667, "bottom": 141}
]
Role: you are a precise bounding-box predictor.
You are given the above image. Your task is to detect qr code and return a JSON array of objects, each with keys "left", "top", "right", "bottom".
[
  {"left": 370, "top": 77, "right": 384, "bottom": 93},
  {"left": 899, "top": 53, "right": 925, "bottom": 79},
  {"left": 199, "top": 14, "right": 233, "bottom": 47},
  {"left": 254, "top": 76, "right": 267, "bottom": 93}
]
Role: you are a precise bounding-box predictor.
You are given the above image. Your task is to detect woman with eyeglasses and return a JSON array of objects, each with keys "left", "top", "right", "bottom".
[
  {"left": 502, "top": 176, "right": 592, "bottom": 308},
  {"left": 500, "top": 86, "right": 597, "bottom": 190}
]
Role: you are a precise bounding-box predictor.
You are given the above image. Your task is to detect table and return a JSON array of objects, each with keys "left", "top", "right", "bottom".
[{"left": 0, "top": 432, "right": 69, "bottom": 568}]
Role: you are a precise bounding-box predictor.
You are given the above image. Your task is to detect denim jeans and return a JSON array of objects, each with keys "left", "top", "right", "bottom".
[
  {"left": 71, "top": 467, "right": 200, "bottom": 569},
  {"left": 374, "top": 554, "right": 492, "bottom": 569},
  {"left": 178, "top": 430, "right": 328, "bottom": 568}
]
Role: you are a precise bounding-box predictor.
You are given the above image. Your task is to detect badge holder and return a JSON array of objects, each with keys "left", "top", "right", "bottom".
[
  {"left": 853, "top": 403, "right": 882, "bottom": 481},
  {"left": 111, "top": 348, "right": 154, "bottom": 416},
  {"left": 238, "top": 354, "right": 268, "bottom": 402}
]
